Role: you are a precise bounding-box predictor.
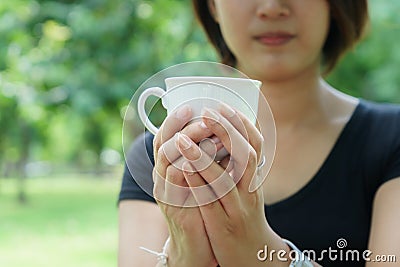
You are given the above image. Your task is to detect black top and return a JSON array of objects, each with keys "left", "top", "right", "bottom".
[{"left": 119, "top": 99, "right": 400, "bottom": 266}]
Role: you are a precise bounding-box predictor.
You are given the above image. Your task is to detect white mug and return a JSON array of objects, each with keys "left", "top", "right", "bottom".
[{"left": 138, "top": 76, "right": 262, "bottom": 135}]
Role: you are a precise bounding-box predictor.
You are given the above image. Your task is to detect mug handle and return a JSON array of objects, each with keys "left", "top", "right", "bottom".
[{"left": 137, "top": 87, "right": 165, "bottom": 135}]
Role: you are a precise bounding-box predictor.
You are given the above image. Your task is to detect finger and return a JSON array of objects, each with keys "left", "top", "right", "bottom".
[
  {"left": 170, "top": 138, "right": 219, "bottom": 175},
  {"left": 217, "top": 102, "right": 264, "bottom": 164},
  {"left": 153, "top": 166, "right": 197, "bottom": 210},
  {"left": 153, "top": 106, "right": 215, "bottom": 160},
  {"left": 182, "top": 161, "right": 230, "bottom": 230},
  {"left": 154, "top": 133, "right": 179, "bottom": 180},
  {"left": 154, "top": 133, "right": 224, "bottom": 205},
  {"left": 206, "top": 135, "right": 226, "bottom": 161},
  {"left": 178, "top": 133, "right": 241, "bottom": 216},
  {"left": 217, "top": 102, "right": 248, "bottom": 141},
  {"left": 182, "top": 161, "right": 219, "bottom": 207},
  {"left": 181, "top": 120, "right": 214, "bottom": 143},
  {"left": 164, "top": 164, "right": 191, "bottom": 207},
  {"left": 182, "top": 189, "right": 199, "bottom": 208},
  {"left": 152, "top": 168, "right": 165, "bottom": 203},
  {"left": 161, "top": 134, "right": 221, "bottom": 207},
  {"left": 201, "top": 108, "right": 258, "bottom": 191},
  {"left": 221, "top": 106, "right": 265, "bottom": 192},
  {"left": 153, "top": 105, "right": 192, "bottom": 160},
  {"left": 210, "top": 135, "right": 225, "bottom": 152},
  {"left": 219, "top": 156, "right": 234, "bottom": 173},
  {"left": 154, "top": 122, "right": 214, "bottom": 179}
]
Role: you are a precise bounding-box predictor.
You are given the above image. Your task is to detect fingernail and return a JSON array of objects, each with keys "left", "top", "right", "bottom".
[
  {"left": 219, "top": 103, "right": 236, "bottom": 117},
  {"left": 178, "top": 133, "right": 192, "bottom": 150},
  {"left": 175, "top": 105, "right": 191, "bottom": 120},
  {"left": 202, "top": 108, "right": 219, "bottom": 125},
  {"left": 200, "top": 121, "right": 208, "bottom": 129},
  {"left": 211, "top": 136, "right": 221, "bottom": 144}
]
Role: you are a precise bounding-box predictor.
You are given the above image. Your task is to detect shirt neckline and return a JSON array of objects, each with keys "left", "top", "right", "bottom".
[{"left": 265, "top": 99, "right": 365, "bottom": 209}]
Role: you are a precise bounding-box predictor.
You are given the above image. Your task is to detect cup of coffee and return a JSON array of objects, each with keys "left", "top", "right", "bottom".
[{"left": 137, "top": 76, "right": 262, "bottom": 135}]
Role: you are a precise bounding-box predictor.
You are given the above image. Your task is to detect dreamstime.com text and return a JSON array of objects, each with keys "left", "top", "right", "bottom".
[{"left": 257, "top": 238, "right": 397, "bottom": 263}]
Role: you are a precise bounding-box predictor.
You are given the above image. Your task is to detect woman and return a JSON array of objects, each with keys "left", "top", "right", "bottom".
[{"left": 119, "top": 0, "right": 400, "bottom": 266}]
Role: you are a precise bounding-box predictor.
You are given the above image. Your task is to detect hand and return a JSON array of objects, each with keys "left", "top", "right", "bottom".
[
  {"left": 176, "top": 103, "right": 283, "bottom": 267},
  {"left": 152, "top": 105, "right": 219, "bottom": 267}
]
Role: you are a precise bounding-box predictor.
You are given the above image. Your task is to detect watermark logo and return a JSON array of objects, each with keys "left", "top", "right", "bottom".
[
  {"left": 257, "top": 238, "right": 397, "bottom": 263},
  {"left": 336, "top": 238, "right": 347, "bottom": 249}
]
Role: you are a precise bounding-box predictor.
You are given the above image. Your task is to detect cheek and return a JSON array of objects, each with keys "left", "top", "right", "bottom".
[
  {"left": 219, "top": 18, "right": 247, "bottom": 55},
  {"left": 214, "top": 2, "right": 251, "bottom": 54},
  {"left": 312, "top": 4, "right": 330, "bottom": 44},
  {"left": 301, "top": 12, "right": 330, "bottom": 52}
]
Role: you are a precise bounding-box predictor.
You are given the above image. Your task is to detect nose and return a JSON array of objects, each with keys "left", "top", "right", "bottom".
[{"left": 256, "top": 0, "right": 290, "bottom": 19}]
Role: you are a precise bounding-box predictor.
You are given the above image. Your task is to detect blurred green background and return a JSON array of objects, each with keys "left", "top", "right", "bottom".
[{"left": 0, "top": 0, "right": 399, "bottom": 266}]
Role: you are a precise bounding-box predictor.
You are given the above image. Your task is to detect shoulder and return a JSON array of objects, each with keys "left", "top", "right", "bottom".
[
  {"left": 358, "top": 99, "right": 400, "bottom": 122},
  {"left": 119, "top": 132, "right": 156, "bottom": 203},
  {"left": 355, "top": 98, "right": 400, "bottom": 146},
  {"left": 353, "top": 99, "right": 400, "bottom": 140},
  {"left": 126, "top": 131, "right": 155, "bottom": 167},
  {"left": 124, "top": 131, "right": 155, "bottom": 186},
  {"left": 357, "top": 99, "right": 400, "bottom": 186},
  {"left": 343, "top": 99, "right": 400, "bottom": 148}
]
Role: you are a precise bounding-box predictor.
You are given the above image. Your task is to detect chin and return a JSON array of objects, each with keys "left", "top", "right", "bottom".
[
  {"left": 244, "top": 58, "right": 319, "bottom": 83},
  {"left": 248, "top": 64, "right": 298, "bottom": 83}
]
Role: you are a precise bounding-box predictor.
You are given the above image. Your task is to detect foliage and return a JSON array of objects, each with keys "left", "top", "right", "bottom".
[
  {"left": 328, "top": 0, "right": 400, "bottom": 102},
  {"left": 0, "top": 0, "right": 399, "bottom": 173},
  {"left": 0, "top": 0, "right": 214, "bottom": 173}
]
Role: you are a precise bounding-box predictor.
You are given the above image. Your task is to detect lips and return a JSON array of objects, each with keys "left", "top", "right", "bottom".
[{"left": 254, "top": 32, "right": 295, "bottom": 46}]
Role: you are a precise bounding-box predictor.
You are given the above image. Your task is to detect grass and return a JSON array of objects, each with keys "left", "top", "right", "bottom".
[{"left": 0, "top": 174, "right": 121, "bottom": 267}]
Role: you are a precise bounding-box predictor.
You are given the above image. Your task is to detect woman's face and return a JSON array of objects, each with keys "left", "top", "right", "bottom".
[{"left": 210, "top": 0, "right": 330, "bottom": 82}]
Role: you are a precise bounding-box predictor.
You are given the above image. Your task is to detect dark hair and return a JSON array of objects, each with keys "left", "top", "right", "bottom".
[{"left": 192, "top": 0, "right": 369, "bottom": 74}]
